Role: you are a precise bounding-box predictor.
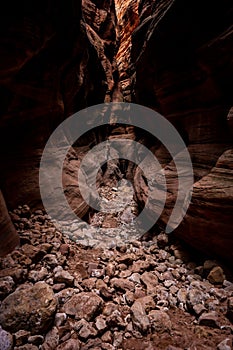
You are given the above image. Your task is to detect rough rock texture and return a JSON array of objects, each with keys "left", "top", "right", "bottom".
[
  {"left": 0, "top": 281, "right": 57, "bottom": 334},
  {"left": 0, "top": 191, "right": 20, "bottom": 256},
  {"left": 131, "top": 0, "right": 233, "bottom": 263},
  {"left": 0, "top": 0, "right": 119, "bottom": 254},
  {"left": 0, "top": 208, "right": 232, "bottom": 349},
  {"left": 115, "top": 0, "right": 139, "bottom": 101}
]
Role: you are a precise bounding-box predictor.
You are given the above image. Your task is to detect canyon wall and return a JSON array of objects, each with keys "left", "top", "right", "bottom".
[
  {"left": 131, "top": 0, "right": 233, "bottom": 262},
  {"left": 0, "top": 0, "right": 119, "bottom": 255},
  {"left": 0, "top": 0, "right": 232, "bottom": 263}
]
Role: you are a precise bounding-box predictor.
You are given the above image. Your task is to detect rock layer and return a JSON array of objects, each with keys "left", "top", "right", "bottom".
[
  {"left": 131, "top": 0, "right": 233, "bottom": 263},
  {"left": 0, "top": 0, "right": 119, "bottom": 254}
]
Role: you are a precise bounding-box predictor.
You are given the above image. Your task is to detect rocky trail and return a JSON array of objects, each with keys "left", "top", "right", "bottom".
[
  {"left": 0, "top": 0, "right": 232, "bottom": 349},
  {"left": 0, "top": 199, "right": 233, "bottom": 350}
]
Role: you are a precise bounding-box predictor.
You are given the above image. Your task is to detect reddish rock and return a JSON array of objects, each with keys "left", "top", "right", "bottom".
[
  {"left": 62, "top": 292, "right": 103, "bottom": 321},
  {"left": 132, "top": 0, "right": 233, "bottom": 264},
  {"left": 0, "top": 282, "right": 57, "bottom": 334}
]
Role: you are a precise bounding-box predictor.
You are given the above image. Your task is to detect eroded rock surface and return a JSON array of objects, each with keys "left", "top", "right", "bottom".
[
  {"left": 0, "top": 207, "right": 232, "bottom": 349},
  {"left": 131, "top": 0, "right": 233, "bottom": 263}
]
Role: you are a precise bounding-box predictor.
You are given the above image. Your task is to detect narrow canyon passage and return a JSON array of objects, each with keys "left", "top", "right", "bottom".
[{"left": 0, "top": 0, "right": 233, "bottom": 349}]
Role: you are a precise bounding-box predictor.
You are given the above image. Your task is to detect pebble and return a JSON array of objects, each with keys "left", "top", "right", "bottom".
[{"left": 0, "top": 204, "right": 232, "bottom": 349}]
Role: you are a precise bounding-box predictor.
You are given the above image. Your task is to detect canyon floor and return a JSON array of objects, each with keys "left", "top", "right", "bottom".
[{"left": 0, "top": 183, "right": 233, "bottom": 350}]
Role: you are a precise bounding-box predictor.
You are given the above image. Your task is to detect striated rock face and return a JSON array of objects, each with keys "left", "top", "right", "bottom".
[
  {"left": 115, "top": 0, "right": 139, "bottom": 101},
  {"left": 0, "top": 0, "right": 119, "bottom": 254},
  {"left": 0, "top": 0, "right": 232, "bottom": 265},
  {"left": 131, "top": 0, "right": 233, "bottom": 262}
]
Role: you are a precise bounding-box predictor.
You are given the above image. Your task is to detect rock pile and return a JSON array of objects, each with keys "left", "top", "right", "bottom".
[{"left": 0, "top": 205, "right": 232, "bottom": 349}]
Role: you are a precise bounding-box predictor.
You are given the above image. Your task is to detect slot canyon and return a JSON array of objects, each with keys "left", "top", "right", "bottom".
[{"left": 0, "top": 0, "right": 233, "bottom": 349}]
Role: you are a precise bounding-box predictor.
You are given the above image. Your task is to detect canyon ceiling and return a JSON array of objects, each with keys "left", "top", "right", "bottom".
[{"left": 0, "top": 0, "right": 232, "bottom": 262}]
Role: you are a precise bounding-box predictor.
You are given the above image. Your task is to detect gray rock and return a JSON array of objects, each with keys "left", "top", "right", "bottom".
[
  {"left": 186, "top": 288, "right": 205, "bottom": 311},
  {"left": 0, "top": 282, "right": 57, "bottom": 334},
  {"left": 95, "top": 315, "right": 107, "bottom": 331},
  {"left": 54, "top": 313, "right": 67, "bottom": 327},
  {"left": 193, "top": 303, "right": 207, "bottom": 316},
  {"left": 0, "top": 326, "right": 13, "bottom": 350}
]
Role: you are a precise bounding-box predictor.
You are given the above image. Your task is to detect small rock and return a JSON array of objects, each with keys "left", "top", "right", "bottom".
[
  {"left": 56, "top": 288, "right": 77, "bottom": 305},
  {"left": 186, "top": 288, "right": 205, "bottom": 311},
  {"left": 203, "top": 260, "right": 218, "bottom": 272},
  {"left": 62, "top": 292, "right": 103, "bottom": 321},
  {"left": 117, "top": 254, "right": 136, "bottom": 265},
  {"left": 14, "top": 330, "right": 31, "bottom": 346},
  {"left": 54, "top": 270, "right": 74, "bottom": 286},
  {"left": 41, "top": 326, "right": 59, "bottom": 350},
  {"left": 177, "top": 288, "right": 187, "bottom": 305},
  {"left": 0, "top": 276, "right": 15, "bottom": 299},
  {"left": 217, "top": 338, "right": 232, "bottom": 350},
  {"left": 21, "top": 244, "right": 45, "bottom": 262},
  {"left": 131, "top": 260, "right": 151, "bottom": 273},
  {"left": 198, "top": 311, "right": 220, "bottom": 328},
  {"left": 105, "top": 263, "right": 115, "bottom": 277},
  {"left": 57, "top": 339, "right": 81, "bottom": 350},
  {"left": 157, "top": 233, "right": 169, "bottom": 248},
  {"left": 101, "top": 331, "right": 112, "bottom": 343},
  {"left": 16, "top": 345, "right": 38, "bottom": 350},
  {"left": 149, "top": 310, "right": 171, "bottom": 333},
  {"left": 60, "top": 244, "right": 69, "bottom": 256},
  {"left": 102, "top": 302, "right": 118, "bottom": 316},
  {"left": 74, "top": 319, "right": 97, "bottom": 340},
  {"left": 110, "top": 278, "right": 135, "bottom": 292},
  {"left": 43, "top": 254, "right": 58, "bottom": 267},
  {"left": 227, "top": 297, "right": 233, "bottom": 322},
  {"left": 140, "top": 272, "right": 158, "bottom": 294},
  {"left": 131, "top": 300, "right": 150, "bottom": 333},
  {"left": 136, "top": 296, "right": 156, "bottom": 313},
  {"left": 0, "top": 282, "right": 57, "bottom": 334},
  {"left": 95, "top": 315, "right": 107, "bottom": 332},
  {"left": 28, "top": 267, "right": 48, "bottom": 282},
  {"left": 0, "top": 326, "right": 13, "bottom": 350},
  {"left": 125, "top": 291, "right": 135, "bottom": 305},
  {"left": 128, "top": 273, "right": 141, "bottom": 285},
  {"left": 193, "top": 303, "right": 207, "bottom": 316},
  {"left": 207, "top": 266, "right": 225, "bottom": 285},
  {"left": 28, "top": 335, "right": 44, "bottom": 345},
  {"left": 54, "top": 313, "right": 67, "bottom": 327}
]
